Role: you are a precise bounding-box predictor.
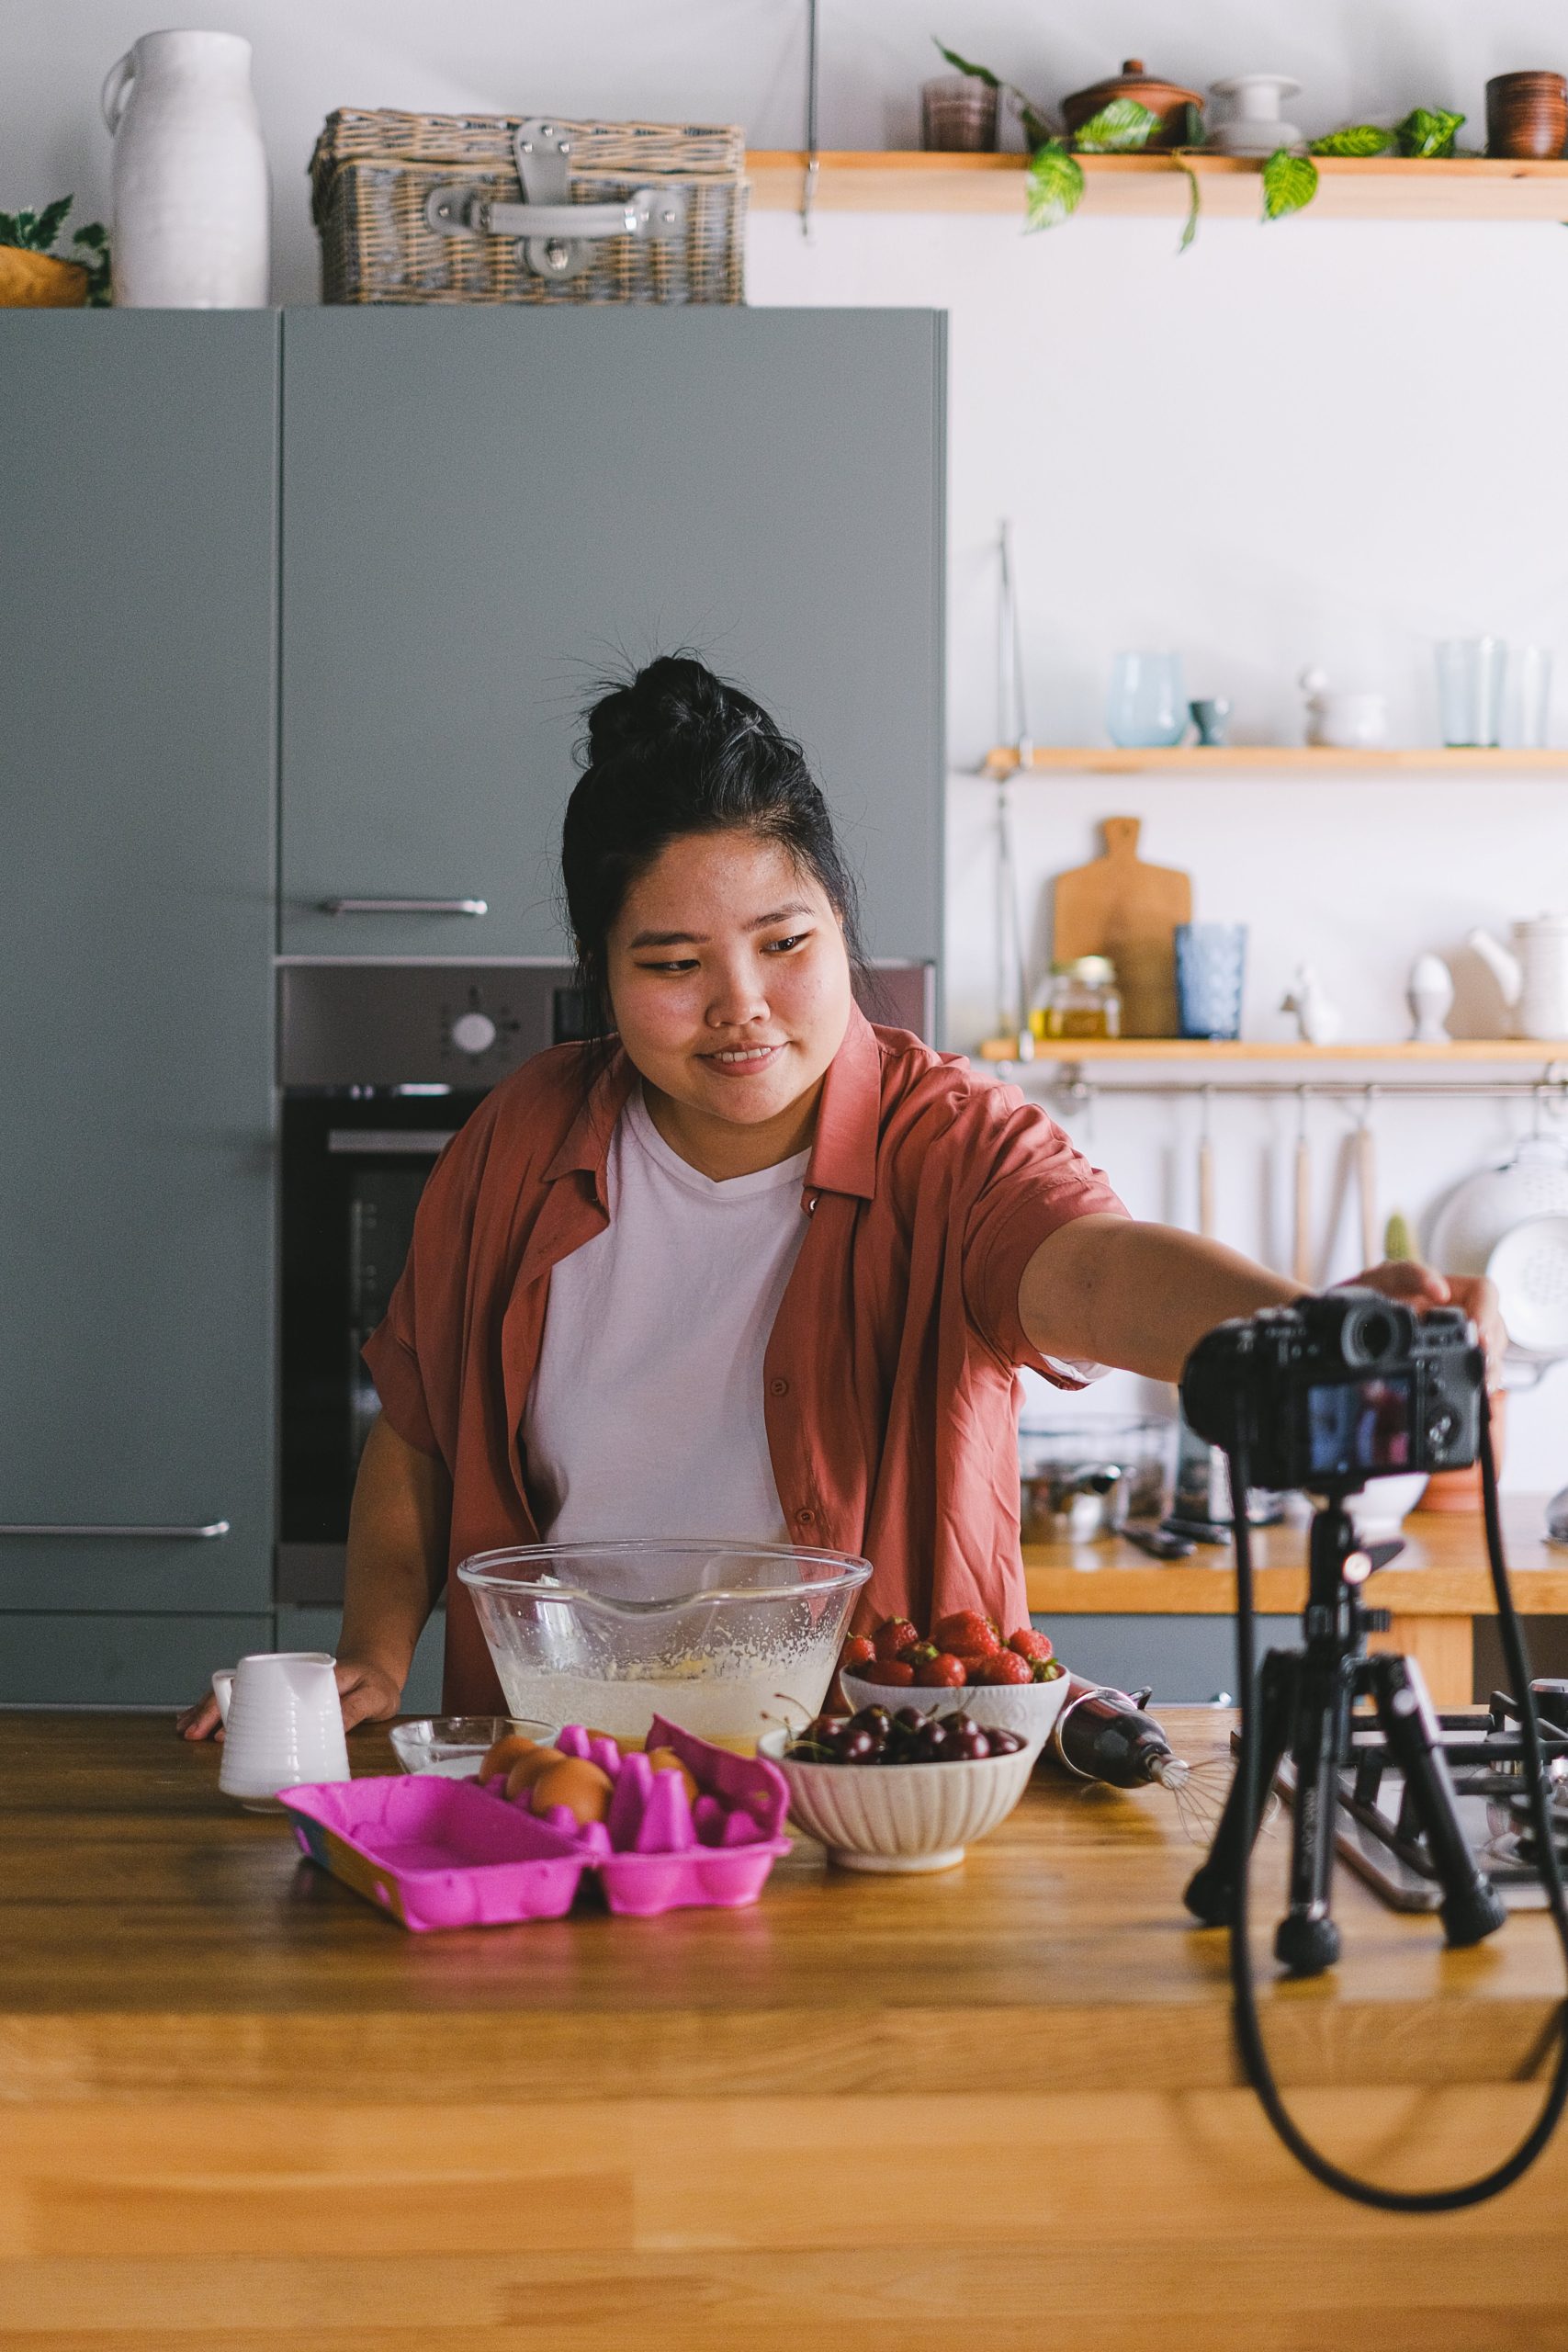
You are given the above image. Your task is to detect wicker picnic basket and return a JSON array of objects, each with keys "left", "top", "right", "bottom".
[{"left": 310, "top": 109, "right": 747, "bottom": 305}]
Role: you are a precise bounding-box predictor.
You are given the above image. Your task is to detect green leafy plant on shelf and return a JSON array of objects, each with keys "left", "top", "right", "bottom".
[
  {"left": 0, "top": 196, "right": 111, "bottom": 303},
  {"left": 934, "top": 40, "right": 1183, "bottom": 237},
  {"left": 933, "top": 41, "right": 1468, "bottom": 249},
  {"left": 1261, "top": 107, "right": 1468, "bottom": 219}
]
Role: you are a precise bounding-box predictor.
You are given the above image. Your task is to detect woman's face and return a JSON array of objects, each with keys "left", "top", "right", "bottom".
[{"left": 604, "top": 829, "right": 853, "bottom": 1170}]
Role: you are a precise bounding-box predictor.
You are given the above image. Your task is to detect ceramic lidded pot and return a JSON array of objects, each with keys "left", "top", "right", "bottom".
[
  {"left": 1062, "top": 59, "right": 1202, "bottom": 149},
  {"left": 1485, "top": 72, "right": 1568, "bottom": 159}
]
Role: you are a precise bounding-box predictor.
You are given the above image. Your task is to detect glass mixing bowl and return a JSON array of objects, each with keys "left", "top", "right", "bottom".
[{"left": 457, "top": 1539, "right": 872, "bottom": 1745}]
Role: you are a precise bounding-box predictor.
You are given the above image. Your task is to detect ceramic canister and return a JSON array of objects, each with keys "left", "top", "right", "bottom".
[{"left": 101, "top": 29, "right": 270, "bottom": 306}]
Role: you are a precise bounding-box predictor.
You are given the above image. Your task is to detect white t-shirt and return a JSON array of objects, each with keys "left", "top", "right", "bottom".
[{"left": 521, "top": 1084, "right": 812, "bottom": 1544}]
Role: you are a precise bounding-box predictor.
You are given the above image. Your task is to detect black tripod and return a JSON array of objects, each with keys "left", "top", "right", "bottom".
[{"left": 1185, "top": 1489, "right": 1508, "bottom": 1975}]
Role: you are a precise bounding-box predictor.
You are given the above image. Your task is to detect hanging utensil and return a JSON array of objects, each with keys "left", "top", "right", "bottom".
[
  {"left": 1197, "top": 1085, "right": 1216, "bottom": 1240},
  {"left": 992, "top": 521, "right": 1032, "bottom": 1051},
  {"left": 1356, "top": 1086, "right": 1380, "bottom": 1268},
  {"left": 1292, "top": 1091, "right": 1313, "bottom": 1286}
]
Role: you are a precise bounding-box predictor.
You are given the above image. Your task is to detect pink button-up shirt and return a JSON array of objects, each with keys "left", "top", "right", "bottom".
[{"left": 364, "top": 1006, "right": 1125, "bottom": 1711}]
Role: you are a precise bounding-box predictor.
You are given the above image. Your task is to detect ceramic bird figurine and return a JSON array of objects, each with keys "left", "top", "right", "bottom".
[{"left": 1280, "top": 965, "right": 1343, "bottom": 1046}]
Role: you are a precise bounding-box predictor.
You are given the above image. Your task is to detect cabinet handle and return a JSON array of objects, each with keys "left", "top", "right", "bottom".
[
  {"left": 0, "top": 1519, "right": 231, "bottom": 1540},
  {"left": 320, "top": 898, "right": 488, "bottom": 917}
]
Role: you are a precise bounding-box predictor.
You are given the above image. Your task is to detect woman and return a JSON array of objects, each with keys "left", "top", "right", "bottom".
[{"left": 181, "top": 657, "right": 1496, "bottom": 1736}]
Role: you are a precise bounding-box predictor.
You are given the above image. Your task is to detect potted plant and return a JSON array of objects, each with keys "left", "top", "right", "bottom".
[{"left": 0, "top": 198, "right": 111, "bottom": 308}]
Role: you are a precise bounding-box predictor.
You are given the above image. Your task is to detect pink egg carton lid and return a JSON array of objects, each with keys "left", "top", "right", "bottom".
[
  {"left": 282, "top": 1714, "right": 790, "bottom": 1929},
  {"left": 280, "top": 1774, "right": 589, "bottom": 1931}
]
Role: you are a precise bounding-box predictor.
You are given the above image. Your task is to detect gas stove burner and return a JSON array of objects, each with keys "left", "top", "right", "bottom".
[{"left": 1274, "top": 1682, "right": 1568, "bottom": 1914}]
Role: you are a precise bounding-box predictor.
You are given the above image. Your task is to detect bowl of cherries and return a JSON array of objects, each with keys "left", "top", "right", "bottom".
[
  {"left": 840, "top": 1612, "right": 1071, "bottom": 1744},
  {"left": 758, "top": 1701, "right": 1039, "bottom": 1872}
]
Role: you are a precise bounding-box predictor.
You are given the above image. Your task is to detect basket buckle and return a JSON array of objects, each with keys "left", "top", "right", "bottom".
[{"left": 424, "top": 118, "right": 686, "bottom": 281}]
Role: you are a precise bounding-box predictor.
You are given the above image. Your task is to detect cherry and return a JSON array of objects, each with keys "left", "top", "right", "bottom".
[{"left": 952, "top": 1726, "right": 992, "bottom": 1760}]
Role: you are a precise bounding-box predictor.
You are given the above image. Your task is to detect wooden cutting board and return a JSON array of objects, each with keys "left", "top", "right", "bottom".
[{"left": 1052, "top": 816, "right": 1191, "bottom": 1037}]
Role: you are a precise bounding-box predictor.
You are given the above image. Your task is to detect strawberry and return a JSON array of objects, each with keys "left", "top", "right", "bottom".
[
  {"left": 1008, "top": 1627, "right": 1053, "bottom": 1664},
  {"left": 863, "top": 1657, "right": 916, "bottom": 1687},
  {"left": 840, "top": 1634, "right": 876, "bottom": 1672},
  {"left": 931, "top": 1611, "right": 1001, "bottom": 1659},
  {"left": 873, "top": 1616, "right": 920, "bottom": 1662},
  {"left": 1032, "top": 1657, "right": 1066, "bottom": 1683},
  {"left": 979, "top": 1650, "right": 1032, "bottom": 1686},
  {"left": 915, "top": 1651, "right": 967, "bottom": 1688}
]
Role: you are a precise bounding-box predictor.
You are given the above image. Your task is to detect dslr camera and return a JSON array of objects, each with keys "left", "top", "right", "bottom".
[{"left": 1180, "top": 1288, "right": 1483, "bottom": 1495}]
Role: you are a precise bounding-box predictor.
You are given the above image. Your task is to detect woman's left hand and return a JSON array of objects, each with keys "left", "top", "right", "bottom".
[{"left": 1352, "top": 1259, "right": 1506, "bottom": 1380}]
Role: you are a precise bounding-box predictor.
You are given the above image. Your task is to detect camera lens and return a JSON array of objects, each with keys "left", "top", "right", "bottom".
[{"left": 1342, "top": 1303, "right": 1398, "bottom": 1367}]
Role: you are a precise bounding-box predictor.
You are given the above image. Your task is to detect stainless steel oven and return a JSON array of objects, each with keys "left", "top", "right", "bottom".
[{"left": 276, "top": 957, "right": 935, "bottom": 1605}]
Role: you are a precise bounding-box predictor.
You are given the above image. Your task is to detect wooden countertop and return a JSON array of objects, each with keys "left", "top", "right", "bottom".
[
  {"left": 1025, "top": 1495, "right": 1568, "bottom": 1615},
  {"left": 2, "top": 1711, "right": 1562, "bottom": 2108}
]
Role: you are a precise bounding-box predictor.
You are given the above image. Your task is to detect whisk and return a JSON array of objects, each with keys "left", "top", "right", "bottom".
[{"left": 1052, "top": 1677, "right": 1269, "bottom": 1846}]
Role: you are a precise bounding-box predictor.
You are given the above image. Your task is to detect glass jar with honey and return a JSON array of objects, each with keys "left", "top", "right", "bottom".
[{"left": 1032, "top": 956, "right": 1122, "bottom": 1042}]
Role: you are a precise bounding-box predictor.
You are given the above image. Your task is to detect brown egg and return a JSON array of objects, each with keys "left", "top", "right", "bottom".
[
  {"left": 529, "top": 1757, "right": 614, "bottom": 1826},
  {"left": 647, "top": 1747, "right": 699, "bottom": 1804},
  {"left": 480, "top": 1732, "right": 540, "bottom": 1782},
  {"left": 503, "top": 1746, "right": 566, "bottom": 1802}
]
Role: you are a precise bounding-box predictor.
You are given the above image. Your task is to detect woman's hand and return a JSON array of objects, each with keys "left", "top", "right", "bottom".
[
  {"left": 1351, "top": 1260, "right": 1506, "bottom": 1380},
  {"left": 175, "top": 1653, "right": 404, "bottom": 1742}
]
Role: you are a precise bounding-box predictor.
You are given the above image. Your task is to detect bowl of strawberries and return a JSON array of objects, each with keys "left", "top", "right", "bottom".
[{"left": 840, "top": 1611, "right": 1071, "bottom": 1744}]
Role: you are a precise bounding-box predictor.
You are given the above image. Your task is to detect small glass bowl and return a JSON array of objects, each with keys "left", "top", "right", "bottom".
[{"left": 388, "top": 1715, "right": 556, "bottom": 1777}]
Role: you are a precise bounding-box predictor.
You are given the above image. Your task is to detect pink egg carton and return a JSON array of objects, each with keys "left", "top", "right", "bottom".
[{"left": 280, "top": 1714, "right": 790, "bottom": 1930}]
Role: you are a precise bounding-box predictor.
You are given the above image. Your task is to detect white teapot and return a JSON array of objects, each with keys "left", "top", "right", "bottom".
[{"left": 1468, "top": 915, "right": 1568, "bottom": 1042}]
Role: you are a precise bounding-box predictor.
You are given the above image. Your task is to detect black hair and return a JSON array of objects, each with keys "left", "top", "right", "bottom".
[{"left": 560, "top": 654, "right": 868, "bottom": 1036}]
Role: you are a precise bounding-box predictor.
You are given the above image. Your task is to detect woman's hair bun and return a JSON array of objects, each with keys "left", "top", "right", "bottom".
[{"left": 585, "top": 654, "right": 756, "bottom": 765}]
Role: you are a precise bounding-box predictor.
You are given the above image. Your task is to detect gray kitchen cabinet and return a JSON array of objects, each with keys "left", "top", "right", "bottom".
[
  {"left": 276, "top": 1605, "right": 446, "bottom": 1716},
  {"left": 0, "top": 313, "right": 277, "bottom": 1638},
  {"left": 279, "top": 307, "right": 944, "bottom": 964},
  {"left": 0, "top": 1614, "right": 274, "bottom": 1709},
  {"left": 1032, "top": 1614, "right": 1299, "bottom": 1705}
]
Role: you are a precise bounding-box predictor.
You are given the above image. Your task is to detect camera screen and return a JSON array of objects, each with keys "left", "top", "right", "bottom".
[{"left": 1306, "top": 1375, "right": 1413, "bottom": 1476}]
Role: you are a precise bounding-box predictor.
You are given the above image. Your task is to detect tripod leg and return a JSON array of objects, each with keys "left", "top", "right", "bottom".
[
  {"left": 1273, "top": 1649, "right": 1351, "bottom": 1977},
  {"left": 1369, "top": 1654, "right": 1508, "bottom": 1949},
  {"left": 1184, "top": 1649, "right": 1295, "bottom": 1928}
]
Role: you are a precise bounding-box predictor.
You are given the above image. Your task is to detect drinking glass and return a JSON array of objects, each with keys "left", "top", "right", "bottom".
[
  {"left": 1175, "top": 922, "right": 1247, "bottom": 1041},
  {"left": 1503, "top": 645, "right": 1552, "bottom": 749},
  {"left": 1108, "top": 651, "right": 1186, "bottom": 748},
  {"left": 1435, "top": 638, "right": 1505, "bottom": 748}
]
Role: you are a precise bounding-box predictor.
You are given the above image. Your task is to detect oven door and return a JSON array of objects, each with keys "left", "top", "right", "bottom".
[{"left": 278, "top": 1092, "right": 486, "bottom": 1598}]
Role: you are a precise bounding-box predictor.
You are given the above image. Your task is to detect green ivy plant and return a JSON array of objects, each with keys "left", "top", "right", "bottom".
[
  {"left": 935, "top": 41, "right": 1169, "bottom": 235},
  {"left": 934, "top": 40, "right": 1470, "bottom": 248},
  {"left": 0, "top": 196, "right": 111, "bottom": 304},
  {"left": 1262, "top": 107, "right": 1467, "bottom": 221}
]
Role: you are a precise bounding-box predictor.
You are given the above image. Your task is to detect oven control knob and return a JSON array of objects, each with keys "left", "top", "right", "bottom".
[{"left": 450, "top": 1011, "right": 498, "bottom": 1057}]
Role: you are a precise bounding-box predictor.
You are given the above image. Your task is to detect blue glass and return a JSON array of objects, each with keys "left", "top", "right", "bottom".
[
  {"left": 1175, "top": 922, "right": 1247, "bottom": 1041},
  {"left": 1108, "top": 650, "right": 1186, "bottom": 748}
]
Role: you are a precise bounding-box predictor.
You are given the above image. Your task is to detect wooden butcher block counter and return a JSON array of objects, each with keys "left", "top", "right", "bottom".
[{"left": 2, "top": 1710, "right": 1566, "bottom": 2348}]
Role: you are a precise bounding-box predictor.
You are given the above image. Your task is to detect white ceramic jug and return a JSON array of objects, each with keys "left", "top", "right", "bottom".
[
  {"left": 213, "top": 1651, "right": 349, "bottom": 1808},
  {"left": 1468, "top": 915, "right": 1568, "bottom": 1041},
  {"left": 101, "top": 30, "right": 270, "bottom": 307}
]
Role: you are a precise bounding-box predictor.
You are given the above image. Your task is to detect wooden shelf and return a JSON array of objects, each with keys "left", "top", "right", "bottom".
[
  {"left": 1019, "top": 1038, "right": 1568, "bottom": 1062},
  {"left": 984, "top": 745, "right": 1568, "bottom": 775},
  {"left": 750, "top": 150, "right": 1568, "bottom": 222}
]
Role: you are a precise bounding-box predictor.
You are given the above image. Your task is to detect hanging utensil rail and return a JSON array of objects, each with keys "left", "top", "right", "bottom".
[{"left": 1042, "top": 1070, "right": 1568, "bottom": 1105}]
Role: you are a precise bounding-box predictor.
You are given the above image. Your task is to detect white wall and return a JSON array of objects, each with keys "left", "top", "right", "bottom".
[{"left": 11, "top": 4, "right": 1568, "bottom": 1489}]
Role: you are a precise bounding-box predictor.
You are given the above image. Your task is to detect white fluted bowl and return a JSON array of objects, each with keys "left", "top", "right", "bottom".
[
  {"left": 757, "top": 1727, "right": 1039, "bottom": 1872},
  {"left": 841, "top": 1668, "right": 1071, "bottom": 1746}
]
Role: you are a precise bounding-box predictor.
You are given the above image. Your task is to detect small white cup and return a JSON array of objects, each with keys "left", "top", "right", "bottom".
[{"left": 213, "top": 1650, "right": 350, "bottom": 1809}]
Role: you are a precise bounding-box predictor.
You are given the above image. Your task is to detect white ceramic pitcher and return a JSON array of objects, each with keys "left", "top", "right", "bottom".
[
  {"left": 101, "top": 30, "right": 270, "bottom": 307},
  {"left": 1468, "top": 915, "right": 1568, "bottom": 1041},
  {"left": 213, "top": 1651, "right": 349, "bottom": 1808}
]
